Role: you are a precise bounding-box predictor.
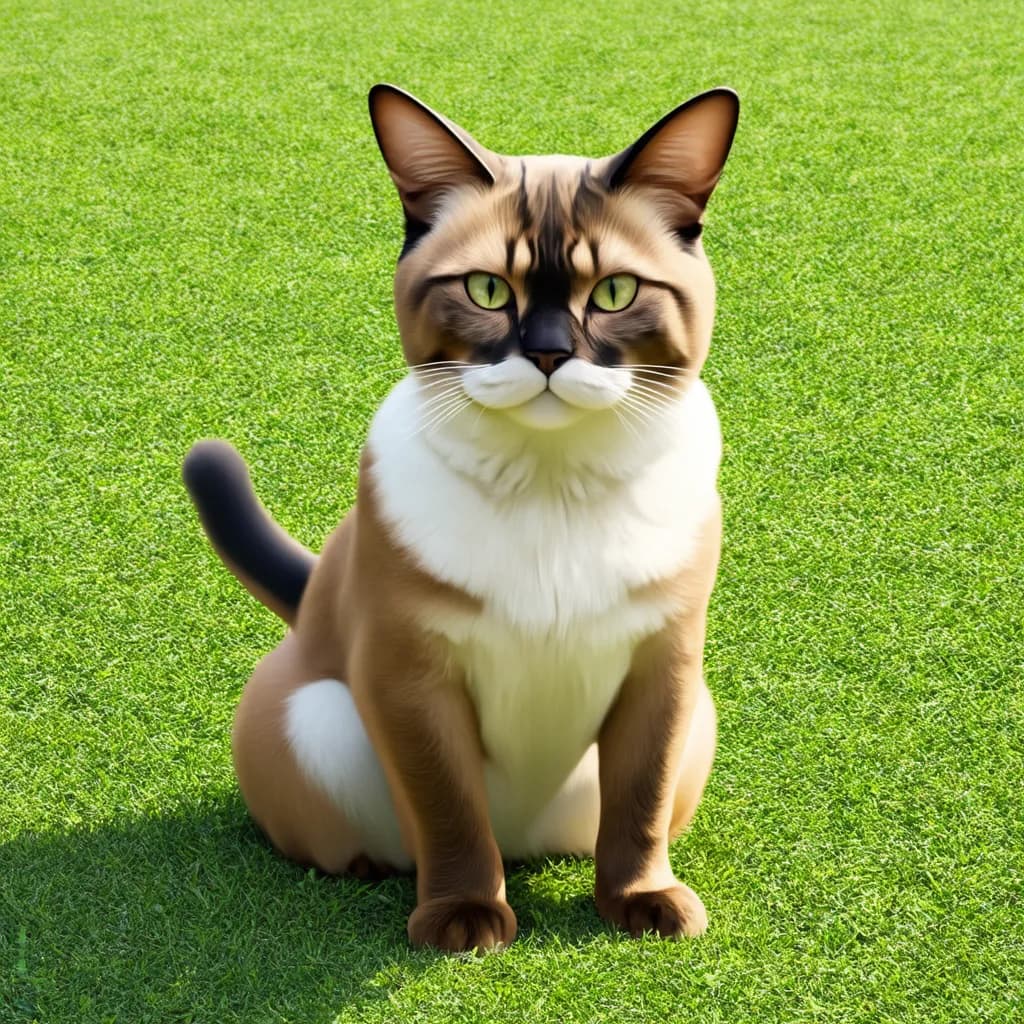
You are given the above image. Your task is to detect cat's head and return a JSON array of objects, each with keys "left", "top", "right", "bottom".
[{"left": 369, "top": 85, "right": 738, "bottom": 433}]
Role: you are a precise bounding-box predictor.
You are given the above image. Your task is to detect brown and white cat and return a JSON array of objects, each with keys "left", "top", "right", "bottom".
[{"left": 184, "top": 84, "right": 739, "bottom": 953}]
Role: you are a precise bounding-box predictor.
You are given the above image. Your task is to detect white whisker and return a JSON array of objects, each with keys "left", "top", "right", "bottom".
[
  {"left": 628, "top": 373, "right": 688, "bottom": 386},
  {"left": 412, "top": 364, "right": 488, "bottom": 384},
  {"left": 414, "top": 397, "right": 473, "bottom": 438},
  {"left": 337, "top": 365, "right": 408, "bottom": 389},
  {"left": 620, "top": 363, "right": 688, "bottom": 373},
  {"left": 628, "top": 385, "right": 681, "bottom": 408},
  {"left": 612, "top": 404, "right": 643, "bottom": 442},
  {"left": 629, "top": 384, "right": 686, "bottom": 399},
  {"left": 415, "top": 377, "right": 468, "bottom": 396},
  {"left": 416, "top": 385, "right": 470, "bottom": 417},
  {"left": 629, "top": 369, "right": 686, "bottom": 383},
  {"left": 411, "top": 365, "right": 457, "bottom": 374},
  {"left": 617, "top": 395, "right": 666, "bottom": 431},
  {"left": 621, "top": 390, "right": 673, "bottom": 418},
  {"left": 471, "top": 400, "right": 489, "bottom": 434},
  {"left": 617, "top": 402, "right": 657, "bottom": 438},
  {"left": 412, "top": 394, "right": 474, "bottom": 438},
  {"left": 411, "top": 370, "right": 466, "bottom": 383}
]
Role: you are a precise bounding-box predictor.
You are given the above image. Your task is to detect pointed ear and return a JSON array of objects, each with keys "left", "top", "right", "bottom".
[
  {"left": 607, "top": 88, "right": 739, "bottom": 226},
  {"left": 368, "top": 85, "right": 495, "bottom": 226}
]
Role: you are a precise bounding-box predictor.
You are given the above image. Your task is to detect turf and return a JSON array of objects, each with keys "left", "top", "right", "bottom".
[{"left": 2, "top": 0, "right": 1022, "bottom": 1020}]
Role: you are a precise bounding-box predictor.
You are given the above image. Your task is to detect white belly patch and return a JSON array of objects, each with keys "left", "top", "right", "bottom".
[{"left": 429, "top": 602, "right": 670, "bottom": 855}]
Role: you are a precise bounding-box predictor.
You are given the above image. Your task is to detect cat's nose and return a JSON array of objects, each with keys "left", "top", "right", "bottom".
[
  {"left": 525, "top": 350, "right": 572, "bottom": 376},
  {"left": 522, "top": 308, "right": 573, "bottom": 376}
]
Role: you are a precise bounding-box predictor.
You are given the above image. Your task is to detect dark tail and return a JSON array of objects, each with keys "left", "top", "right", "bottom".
[{"left": 182, "top": 440, "right": 315, "bottom": 624}]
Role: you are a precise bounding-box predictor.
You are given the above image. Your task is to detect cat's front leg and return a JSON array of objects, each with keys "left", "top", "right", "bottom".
[
  {"left": 594, "top": 616, "right": 711, "bottom": 939},
  {"left": 350, "top": 627, "right": 515, "bottom": 953}
]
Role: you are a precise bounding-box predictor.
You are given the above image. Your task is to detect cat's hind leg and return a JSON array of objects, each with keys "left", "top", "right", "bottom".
[
  {"left": 525, "top": 677, "right": 716, "bottom": 857},
  {"left": 669, "top": 677, "right": 717, "bottom": 837},
  {"left": 232, "top": 634, "right": 410, "bottom": 875}
]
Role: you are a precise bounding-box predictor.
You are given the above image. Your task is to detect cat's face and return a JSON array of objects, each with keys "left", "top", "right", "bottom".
[{"left": 370, "top": 87, "right": 738, "bottom": 432}]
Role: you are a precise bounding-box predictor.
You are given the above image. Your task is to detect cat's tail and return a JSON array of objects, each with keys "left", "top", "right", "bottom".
[{"left": 183, "top": 440, "right": 315, "bottom": 626}]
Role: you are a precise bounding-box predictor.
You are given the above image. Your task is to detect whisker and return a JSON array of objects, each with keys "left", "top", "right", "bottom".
[
  {"left": 628, "top": 382, "right": 685, "bottom": 404},
  {"left": 413, "top": 380, "right": 465, "bottom": 395},
  {"left": 617, "top": 408, "right": 658, "bottom": 436},
  {"left": 415, "top": 386, "right": 470, "bottom": 417},
  {"left": 409, "top": 364, "right": 468, "bottom": 376},
  {"left": 629, "top": 376, "right": 681, "bottom": 392},
  {"left": 628, "top": 372, "right": 688, "bottom": 385},
  {"left": 628, "top": 384, "right": 682, "bottom": 407},
  {"left": 412, "top": 362, "right": 471, "bottom": 373},
  {"left": 419, "top": 396, "right": 468, "bottom": 417},
  {"left": 605, "top": 368, "right": 688, "bottom": 385},
  {"left": 413, "top": 396, "right": 473, "bottom": 438},
  {"left": 618, "top": 401, "right": 659, "bottom": 439},
  {"left": 411, "top": 369, "right": 468, "bottom": 383},
  {"left": 620, "top": 390, "right": 673, "bottom": 418},
  {"left": 412, "top": 364, "right": 488, "bottom": 383},
  {"left": 616, "top": 396, "right": 667, "bottom": 432},
  {"left": 341, "top": 359, "right": 489, "bottom": 395},
  {"left": 344, "top": 365, "right": 411, "bottom": 388},
  {"left": 471, "top": 401, "right": 489, "bottom": 434},
  {"left": 413, "top": 378, "right": 471, "bottom": 393},
  {"left": 416, "top": 392, "right": 473, "bottom": 430},
  {"left": 414, "top": 375, "right": 469, "bottom": 393},
  {"left": 434, "top": 398, "right": 474, "bottom": 429},
  {"left": 619, "top": 363, "right": 689, "bottom": 373},
  {"left": 617, "top": 393, "right": 660, "bottom": 421},
  {"left": 630, "top": 367, "right": 687, "bottom": 379},
  {"left": 612, "top": 404, "right": 643, "bottom": 442},
  {"left": 348, "top": 355, "right": 457, "bottom": 374}
]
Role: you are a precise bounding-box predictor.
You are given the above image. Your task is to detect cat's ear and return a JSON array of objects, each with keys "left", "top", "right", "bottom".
[
  {"left": 606, "top": 88, "right": 739, "bottom": 224},
  {"left": 369, "top": 85, "right": 495, "bottom": 226}
]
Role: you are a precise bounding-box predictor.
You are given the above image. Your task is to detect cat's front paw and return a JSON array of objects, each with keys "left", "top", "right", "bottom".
[
  {"left": 597, "top": 883, "right": 708, "bottom": 939},
  {"left": 408, "top": 896, "right": 517, "bottom": 953}
]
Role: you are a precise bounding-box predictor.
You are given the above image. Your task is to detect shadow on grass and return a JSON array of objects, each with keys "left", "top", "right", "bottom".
[{"left": 1, "top": 796, "right": 608, "bottom": 1022}]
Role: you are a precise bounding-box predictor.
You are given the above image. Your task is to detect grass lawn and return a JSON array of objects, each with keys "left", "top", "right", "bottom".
[{"left": 2, "top": 0, "right": 1022, "bottom": 1020}]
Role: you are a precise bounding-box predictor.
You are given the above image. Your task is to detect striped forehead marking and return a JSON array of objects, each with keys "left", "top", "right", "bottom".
[{"left": 508, "top": 163, "right": 609, "bottom": 306}]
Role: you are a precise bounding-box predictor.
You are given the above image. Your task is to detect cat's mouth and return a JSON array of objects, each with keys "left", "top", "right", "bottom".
[
  {"left": 502, "top": 389, "right": 588, "bottom": 430},
  {"left": 455, "top": 355, "right": 631, "bottom": 431}
]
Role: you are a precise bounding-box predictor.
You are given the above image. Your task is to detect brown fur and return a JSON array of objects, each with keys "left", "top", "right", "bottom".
[{"left": 193, "top": 85, "right": 739, "bottom": 953}]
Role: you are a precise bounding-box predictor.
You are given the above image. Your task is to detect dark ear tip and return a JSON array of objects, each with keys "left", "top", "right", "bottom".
[
  {"left": 705, "top": 86, "right": 740, "bottom": 115},
  {"left": 367, "top": 84, "right": 445, "bottom": 131},
  {"left": 368, "top": 83, "right": 399, "bottom": 113}
]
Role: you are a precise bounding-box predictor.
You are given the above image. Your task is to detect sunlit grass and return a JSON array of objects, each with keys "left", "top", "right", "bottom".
[{"left": 2, "top": 0, "right": 1022, "bottom": 1020}]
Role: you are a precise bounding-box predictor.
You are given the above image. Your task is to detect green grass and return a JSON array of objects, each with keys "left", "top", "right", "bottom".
[{"left": 2, "top": 0, "right": 1022, "bottom": 1020}]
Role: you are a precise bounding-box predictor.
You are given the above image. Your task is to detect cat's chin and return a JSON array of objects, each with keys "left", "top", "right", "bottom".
[{"left": 501, "top": 391, "right": 590, "bottom": 432}]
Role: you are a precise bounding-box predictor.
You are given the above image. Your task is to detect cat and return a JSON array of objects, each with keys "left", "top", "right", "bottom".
[{"left": 184, "top": 83, "right": 739, "bottom": 953}]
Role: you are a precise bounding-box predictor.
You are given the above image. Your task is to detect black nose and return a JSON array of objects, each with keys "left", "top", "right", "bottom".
[{"left": 522, "top": 308, "right": 573, "bottom": 377}]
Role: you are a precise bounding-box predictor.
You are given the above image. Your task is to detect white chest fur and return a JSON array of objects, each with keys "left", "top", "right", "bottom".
[{"left": 366, "top": 375, "right": 721, "bottom": 837}]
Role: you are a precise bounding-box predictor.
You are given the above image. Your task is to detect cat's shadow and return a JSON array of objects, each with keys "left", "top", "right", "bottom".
[{"left": 3, "top": 796, "right": 608, "bottom": 1020}]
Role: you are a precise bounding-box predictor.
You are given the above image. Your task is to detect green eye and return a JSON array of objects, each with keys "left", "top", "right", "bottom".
[
  {"left": 590, "top": 274, "right": 638, "bottom": 312},
  {"left": 466, "top": 272, "right": 512, "bottom": 310}
]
